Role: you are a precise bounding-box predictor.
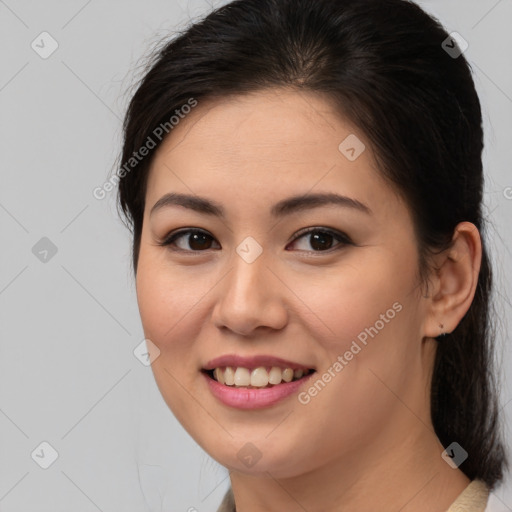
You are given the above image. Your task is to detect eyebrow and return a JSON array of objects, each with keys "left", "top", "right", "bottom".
[{"left": 149, "top": 191, "right": 372, "bottom": 218}]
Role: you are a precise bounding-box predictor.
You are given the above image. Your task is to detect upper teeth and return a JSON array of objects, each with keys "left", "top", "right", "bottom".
[{"left": 212, "top": 367, "right": 310, "bottom": 387}]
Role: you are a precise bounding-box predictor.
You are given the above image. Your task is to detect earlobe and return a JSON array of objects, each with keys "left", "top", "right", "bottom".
[{"left": 422, "top": 222, "right": 482, "bottom": 339}]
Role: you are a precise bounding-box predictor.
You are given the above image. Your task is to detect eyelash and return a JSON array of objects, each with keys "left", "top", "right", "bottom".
[{"left": 157, "top": 227, "right": 353, "bottom": 254}]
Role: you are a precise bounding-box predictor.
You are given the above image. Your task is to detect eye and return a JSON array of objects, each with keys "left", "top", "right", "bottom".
[
  {"left": 159, "top": 229, "right": 220, "bottom": 252},
  {"left": 158, "top": 227, "right": 353, "bottom": 253},
  {"left": 286, "top": 227, "right": 353, "bottom": 252}
]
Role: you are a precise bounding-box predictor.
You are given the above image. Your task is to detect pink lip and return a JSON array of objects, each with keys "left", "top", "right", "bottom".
[
  {"left": 203, "top": 354, "right": 313, "bottom": 371},
  {"left": 202, "top": 371, "right": 315, "bottom": 410}
]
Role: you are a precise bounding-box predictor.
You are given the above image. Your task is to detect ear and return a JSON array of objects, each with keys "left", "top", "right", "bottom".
[{"left": 422, "top": 222, "right": 482, "bottom": 338}]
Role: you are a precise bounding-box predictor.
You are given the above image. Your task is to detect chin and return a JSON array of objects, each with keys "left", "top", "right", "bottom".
[{"left": 205, "top": 439, "right": 310, "bottom": 478}]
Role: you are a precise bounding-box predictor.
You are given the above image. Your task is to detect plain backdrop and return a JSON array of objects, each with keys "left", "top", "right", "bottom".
[{"left": 0, "top": 1, "right": 511, "bottom": 510}]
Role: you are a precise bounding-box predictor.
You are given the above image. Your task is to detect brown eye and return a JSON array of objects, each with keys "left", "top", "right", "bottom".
[
  {"left": 159, "top": 227, "right": 352, "bottom": 254},
  {"left": 287, "top": 228, "right": 352, "bottom": 252},
  {"left": 160, "top": 229, "right": 220, "bottom": 252}
]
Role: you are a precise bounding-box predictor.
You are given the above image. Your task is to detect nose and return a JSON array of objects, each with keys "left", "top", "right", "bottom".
[{"left": 211, "top": 247, "right": 288, "bottom": 336}]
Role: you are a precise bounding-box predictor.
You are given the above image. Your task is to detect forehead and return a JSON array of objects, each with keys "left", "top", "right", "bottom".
[
  {"left": 145, "top": 88, "right": 400, "bottom": 217},
  {"left": 152, "top": 88, "right": 362, "bottom": 169}
]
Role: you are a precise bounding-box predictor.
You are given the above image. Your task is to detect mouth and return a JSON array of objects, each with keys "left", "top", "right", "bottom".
[
  {"left": 201, "top": 366, "right": 316, "bottom": 389},
  {"left": 201, "top": 355, "right": 317, "bottom": 409}
]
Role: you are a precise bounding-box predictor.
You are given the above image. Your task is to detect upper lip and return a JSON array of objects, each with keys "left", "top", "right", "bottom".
[{"left": 203, "top": 354, "right": 315, "bottom": 371}]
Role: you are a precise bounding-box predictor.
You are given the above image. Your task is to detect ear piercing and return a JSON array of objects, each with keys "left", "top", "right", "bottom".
[{"left": 438, "top": 323, "right": 447, "bottom": 337}]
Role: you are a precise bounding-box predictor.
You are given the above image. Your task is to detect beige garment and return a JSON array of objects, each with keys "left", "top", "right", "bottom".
[
  {"left": 216, "top": 479, "right": 490, "bottom": 512},
  {"left": 447, "top": 480, "right": 490, "bottom": 512}
]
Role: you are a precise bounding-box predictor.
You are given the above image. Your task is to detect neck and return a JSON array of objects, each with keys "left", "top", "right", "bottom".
[{"left": 228, "top": 424, "right": 471, "bottom": 512}]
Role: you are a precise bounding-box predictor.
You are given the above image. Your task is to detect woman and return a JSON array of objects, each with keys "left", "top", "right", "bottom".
[{"left": 116, "top": 0, "right": 509, "bottom": 510}]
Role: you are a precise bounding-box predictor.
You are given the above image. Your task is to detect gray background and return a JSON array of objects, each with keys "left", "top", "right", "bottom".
[{"left": 0, "top": 0, "right": 511, "bottom": 510}]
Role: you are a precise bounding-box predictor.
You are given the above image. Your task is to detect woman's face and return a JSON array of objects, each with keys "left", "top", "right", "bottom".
[{"left": 136, "top": 89, "right": 435, "bottom": 478}]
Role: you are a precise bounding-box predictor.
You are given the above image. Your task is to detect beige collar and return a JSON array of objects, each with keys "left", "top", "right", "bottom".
[
  {"left": 217, "top": 479, "right": 490, "bottom": 512},
  {"left": 447, "top": 479, "right": 490, "bottom": 512}
]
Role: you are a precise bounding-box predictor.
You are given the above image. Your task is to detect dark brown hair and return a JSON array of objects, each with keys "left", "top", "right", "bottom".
[{"left": 116, "top": 0, "right": 508, "bottom": 488}]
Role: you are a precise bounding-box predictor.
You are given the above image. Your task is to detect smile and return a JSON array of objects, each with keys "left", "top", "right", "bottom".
[
  {"left": 201, "top": 355, "right": 317, "bottom": 409},
  {"left": 204, "top": 366, "right": 314, "bottom": 388}
]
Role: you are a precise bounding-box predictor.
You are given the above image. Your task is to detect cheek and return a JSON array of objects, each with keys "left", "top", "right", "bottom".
[
  {"left": 287, "top": 265, "right": 419, "bottom": 461},
  {"left": 298, "top": 252, "right": 422, "bottom": 423},
  {"left": 135, "top": 250, "right": 202, "bottom": 356},
  {"left": 291, "top": 250, "right": 416, "bottom": 354},
  {"left": 135, "top": 252, "right": 208, "bottom": 431}
]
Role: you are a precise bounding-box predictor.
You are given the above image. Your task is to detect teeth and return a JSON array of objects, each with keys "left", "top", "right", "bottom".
[
  {"left": 234, "top": 367, "right": 250, "bottom": 386},
  {"left": 251, "top": 367, "right": 269, "bottom": 387},
  {"left": 211, "top": 366, "right": 311, "bottom": 387},
  {"left": 282, "top": 368, "right": 294, "bottom": 382},
  {"left": 268, "top": 366, "right": 283, "bottom": 385},
  {"left": 213, "top": 368, "right": 225, "bottom": 385},
  {"left": 224, "top": 366, "right": 235, "bottom": 386}
]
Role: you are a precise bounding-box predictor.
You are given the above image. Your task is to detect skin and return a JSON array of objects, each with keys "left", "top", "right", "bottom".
[{"left": 135, "top": 88, "right": 481, "bottom": 511}]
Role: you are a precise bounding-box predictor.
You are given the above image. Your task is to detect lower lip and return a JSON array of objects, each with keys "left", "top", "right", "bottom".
[{"left": 202, "top": 371, "right": 315, "bottom": 410}]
